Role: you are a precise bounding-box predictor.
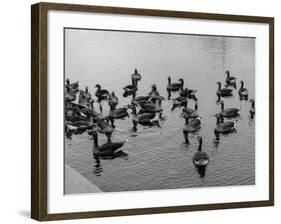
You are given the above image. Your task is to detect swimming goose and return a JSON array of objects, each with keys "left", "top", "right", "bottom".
[
  {"left": 225, "top": 71, "right": 237, "bottom": 88},
  {"left": 213, "top": 114, "right": 238, "bottom": 142},
  {"left": 108, "top": 91, "right": 119, "bottom": 110},
  {"left": 66, "top": 79, "right": 79, "bottom": 93},
  {"left": 193, "top": 136, "right": 209, "bottom": 166},
  {"left": 167, "top": 77, "right": 184, "bottom": 99},
  {"left": 219, "top": 101, "right": 240, "bottom": 118},
  {"left": 89, "top": 129, "right": 127, "bottom": 159},
  {"left": 171, "top": 96, "right": 188, "bottom": 111},
  {"left": 79, "top": 100, "right": 101, "bottom": 119},
  {"left": 182, "top": 117, "right": 201, "bottom": 144},
  {"left": 181, "top": 101, "right": 199, "bottom": 119},
  {"left": 249, "top": 99, "right": 255, "bottom": 119},
  {"left": 131, "top": 69, "right": 142, "bottom": 86},
  {"left": 131, "top": 94, "right": 151, "bottom": 105},
  {"left": 65, "top": 86, "right": 76, "bottom": 102},
  {"left": 123, "top": 79, "right": 138, "bottom": 97},
  {"left": 179, "top": 88, "right": 198, "bottom": 101},
  {"left": 129, "top": 104, "right": 159, "bottom": 131},
  {"left": 238, "top": 80, "right": 249, "bottom": 100},
  {"left": 95, "top": 84, "right": 109, "bottom": 100},
  {"left": 216, "top": 81, "right": 233, "bottom": 101}
]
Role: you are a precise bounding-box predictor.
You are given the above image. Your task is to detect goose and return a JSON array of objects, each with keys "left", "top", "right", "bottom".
[
  {"left": 96, "top": 118, "right": 114, "bottom": 142},
  {"left": 214, "top": 114, "right": 237, "bottom": 137},
  {"left": 131, "top": 94, "right": 151, "bottom": 105},
  {"left": 167, "top": 77, "right": 184, "bottom": 99},
  {"left": 95, "top": 84, "right": 109, "bottom": 100},
  {"left": 78, "top": 88, "right": 92, "bottom": 106},
  {"left": 129, "top": 104, "right": 159, "bottom": 131},
  {"left": 107, "top": 105, "right": 129, "bottom": 128},
  {"left": 79, "top": 100, "right": 101, "bottom": 119},
  {"left": 88, "top": 129, "right": 127, "bottom": 159},
  {"left": 225, "top": 71, "right": 237, "bottom": 88},
  {"left": 95, "top": 84, "right": 109, "bottom": 112},
  {"left": 65, "top": 86, "right": 76, "bottom": 102},
  {"left": 171, "top": 96, "right": 188, "bottom": 111},
  {"left": 123, "top": 79, "right": 138, "bottom": 97},
  {"left": 192, "top": 136, "right": 209, "bottom": 167},
  {"left": 219, "top": 101, "right": 240, "bottom": 118},
  {"left": 65, "top": 109, "right": 88, "bottom": 122},
  {"left": 65, "top": 116, "right": 94, "bottom": 138},
  {"left": 181, "top": 101, "right": 199, "bottom": 119},
  {"left": 66, "top": 79, "right": 79, "bottom": 93},
  {"left": 107, "top": 106, "right": 130, "bottom": 120},
  {"left": 140, "top": 99, "right": 165, "bottom": 118},
  {"left": 131, "top": 69, "right": 142, "bottom": 86},
  {"left": 216, "top": 81, "right": 233, "bottom": 101},
  {"left": 183, "top": 117, "right": 201, "bottom": 144},
  {"left": 108, "top": 91, "right": 119, "bottom": 110},
  {"left": 249, "top": 99, "right": 255, "bottom": 119},
  {"left": 238, "top": 80, "right": 249, "bottom": 100},
  {"left": 179, "top": 88, "right": 198, "bottom": 101}
]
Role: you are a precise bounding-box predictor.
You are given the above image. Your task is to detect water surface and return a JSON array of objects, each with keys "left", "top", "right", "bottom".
[{"left": 64, "top": 29, "right": 255, "bottom": 193}]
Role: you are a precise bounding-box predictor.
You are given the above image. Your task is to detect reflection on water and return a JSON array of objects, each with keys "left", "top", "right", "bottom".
[{"left": 65, "top": 29, "right": 255, "bottom": 193}]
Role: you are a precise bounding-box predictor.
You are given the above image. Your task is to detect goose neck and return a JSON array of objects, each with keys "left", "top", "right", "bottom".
[{"left": 198, "top": 138, "right": 202, "bottom": 151}]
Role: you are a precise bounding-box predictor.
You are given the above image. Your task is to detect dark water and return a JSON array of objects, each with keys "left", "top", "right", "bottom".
[{"left": 65, "top": 29, "right": 255, "bottom": 193}]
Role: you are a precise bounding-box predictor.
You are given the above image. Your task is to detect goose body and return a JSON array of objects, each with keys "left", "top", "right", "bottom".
[
  {"left": 132, "top": 95, "right": 150, "bottom": 105},
  {"left": 89, "top": 129, "right": 126, "bottom": 158},
  {"left": 131, "top": 69, "right": 142, "bottom": 85},
  {"left": 219, "top": 101, "right": 240, "bottom": 118},
  {"left": 192, "top": 136, "right": 209, "bottom": 167},
  {"left": 238, "top": 80, "right": 249, "bottom": 100},
  {"left": 181, "top": 102, "right": 199, "bottom": 119},
  {"left": 130, "top": 104, "right": 159, "bottom": 130},
  {"left": 179, "top": 88, "right": 198, "bottom": 101},
  {"left": 95, "top": 84, "right": 109, "bottom": 101},
  {"left": 65, "top": 86, "right": 76, "bottom": 102},
  {"left": 216, "top": 81, "right": 233, "bottom": 97},
  {"left": 140, "top": 100, "right": 163, "bottom": 113},
  {"left": 214, "top": 114, "right": 237, "bottom": 134},
  {"left": 123, "top": 79, "right": 138, "bottom": 97},
  {"left": 171, "top": 96, "right": 187, "bottom": 111},
  {"left": 183, "top": 117, "right": 201, "bottom": 133},
  {"left": 225, "top": 71, "right": 237, "bottom": 88},
  {"left": 107, "top": 106, "right": 129, "bottom": 120},
  {"left": 167, "top": 77, "right": 184, "bottom": 91},
  {"left": 108, "top": 92, "right": 119, "bottom": 109},
  {"left": 66, "top": 79, "right": 79, "bottom": 93}
]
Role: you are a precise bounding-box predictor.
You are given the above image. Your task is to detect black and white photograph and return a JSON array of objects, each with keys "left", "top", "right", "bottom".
[{"left": 64, "top": 28, "right": 255, "bottom": 194}]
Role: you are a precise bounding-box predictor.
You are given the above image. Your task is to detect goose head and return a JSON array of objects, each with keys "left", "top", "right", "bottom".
[
  {"left": 225, "top": 70, "right": 230, "bottom": 76},
  {"left": 66, "top": 78, "right": 70, "bottom": 85},
  {"left": 95, "top": 84, "right": 101, "bottom": 89},
  {"left": 178, "top": 78, "right": 184, "bottom": 84},
  {"left": 85, "top": 86, "right": 89, "bottom": 92}
]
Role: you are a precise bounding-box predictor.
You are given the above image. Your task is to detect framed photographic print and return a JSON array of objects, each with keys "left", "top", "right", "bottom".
[{"left": 31, "top": 2, "right": 274, "bottom": 221}]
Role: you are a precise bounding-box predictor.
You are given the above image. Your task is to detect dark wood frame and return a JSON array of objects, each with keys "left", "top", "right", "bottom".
[{"left": 31, "top": 2, "right": 274, "bottom": 221}]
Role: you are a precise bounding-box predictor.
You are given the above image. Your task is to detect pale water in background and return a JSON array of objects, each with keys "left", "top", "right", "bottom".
[{"left": 64, "top": 29, "right": 255, "bottom": 193}]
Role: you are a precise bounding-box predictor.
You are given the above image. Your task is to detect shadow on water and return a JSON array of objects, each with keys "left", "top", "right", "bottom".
[
  {"left": 93, "top": 151, "right": 128, "bottom": 176},
  {"left": 93, "top": 155, "right": 103, "bottom": 176}
]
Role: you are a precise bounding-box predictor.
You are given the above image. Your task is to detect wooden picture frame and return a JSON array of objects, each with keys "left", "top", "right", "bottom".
[{"left": 31, "top": 2, "right": 274, "bottom": 221}]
